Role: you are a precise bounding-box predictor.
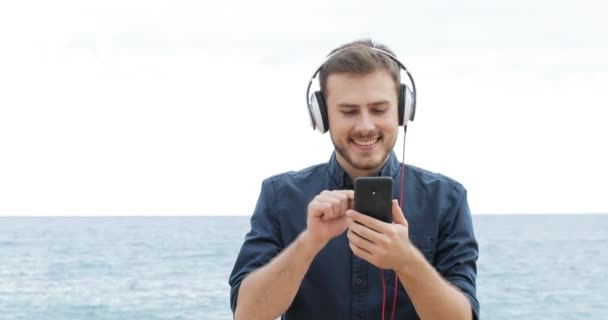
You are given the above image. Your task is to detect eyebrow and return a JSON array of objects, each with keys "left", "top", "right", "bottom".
[
  {"left": 370, "top": 100, "right": 390, "bottom": 107},
  {"left": 337, "top": 100, "right": 390, "bottom": 108}
]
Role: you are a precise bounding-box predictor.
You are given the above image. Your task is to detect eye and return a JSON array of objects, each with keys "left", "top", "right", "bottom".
[
  {"left": 341, "top": 110, "right": 356, "bottom": 115},
  {"left": 372, "top": 108, "right": 387, "bottom": 114}
]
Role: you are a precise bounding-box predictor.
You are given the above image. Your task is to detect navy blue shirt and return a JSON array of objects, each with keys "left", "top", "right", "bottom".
[{"left": 229, "top": 151, "right": 479, "bottom": 319}]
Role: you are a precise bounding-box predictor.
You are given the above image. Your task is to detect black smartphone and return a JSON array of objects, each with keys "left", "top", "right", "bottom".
[{"left": 354, "top": 176, "right": 393, "bottom": 223}]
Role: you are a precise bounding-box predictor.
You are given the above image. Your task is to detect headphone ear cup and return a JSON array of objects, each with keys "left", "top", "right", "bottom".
[
  {"left": 398, "top": 84, "right": 406, "bottom": 126},
  {"left": 315, "top": 91, "right": 330, "bottom": 133},
  {"left": 404, "top": 85, "right": 415, "bottom": 122},
  {"left": 398, "top": 84, "right": 415, "bottom": 126},
  {"left": 310, "top": 91, "right": 330, "bottom": 133}
]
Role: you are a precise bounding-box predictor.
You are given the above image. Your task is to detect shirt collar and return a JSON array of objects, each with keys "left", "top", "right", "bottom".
[{"left": 327, "top": 151, "right": 401, "bottom": 189}]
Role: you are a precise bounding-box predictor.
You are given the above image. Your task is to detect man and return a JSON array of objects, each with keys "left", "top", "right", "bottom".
[{"left": 229, "top": 39, "right": 479, "bottom": 320}]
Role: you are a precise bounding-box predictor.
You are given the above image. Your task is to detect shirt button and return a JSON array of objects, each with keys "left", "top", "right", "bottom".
[{"left": 356, "top": 278, "right": 362, "bottom": 285}]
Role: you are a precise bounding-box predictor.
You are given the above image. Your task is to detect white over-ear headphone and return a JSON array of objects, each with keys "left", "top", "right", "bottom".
[{"left": 305, "top": 46, "right": 417, "bottom": 133}]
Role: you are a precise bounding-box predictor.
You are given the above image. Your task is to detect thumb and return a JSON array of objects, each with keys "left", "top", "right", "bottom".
[
  {"left": 392, "top": 199, "right": 407, "bottom": 226},
  {"left": 344, "top": 190, "right": 355, "bottom": 209}
]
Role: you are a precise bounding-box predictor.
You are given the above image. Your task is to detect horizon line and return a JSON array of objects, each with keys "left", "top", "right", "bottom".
[{"left": 1, "top": 212, "right": 608, "bottom": 218}]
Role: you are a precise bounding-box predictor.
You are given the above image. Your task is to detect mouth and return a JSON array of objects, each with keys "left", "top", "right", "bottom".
[{"left": 350, "top": 137, "right": 380, "bottom": 150}]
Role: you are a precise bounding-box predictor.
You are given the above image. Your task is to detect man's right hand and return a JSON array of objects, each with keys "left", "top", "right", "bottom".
[{"left": 304, "top": 190, "right": 355, "bottom": 248}]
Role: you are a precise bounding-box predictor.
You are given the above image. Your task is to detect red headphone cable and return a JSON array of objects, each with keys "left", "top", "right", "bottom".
[{"left": 381, "top": 125, "right": 407, "bottom": 320}]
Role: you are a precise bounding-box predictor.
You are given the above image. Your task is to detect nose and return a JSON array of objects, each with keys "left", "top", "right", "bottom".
[{"left": 354, "top": 110, "right": 375, "bottom": 134}]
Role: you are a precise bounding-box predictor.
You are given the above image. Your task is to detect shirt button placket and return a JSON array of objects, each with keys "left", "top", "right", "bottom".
[{"left": 352, "top": 256, "right": 367, "bottom": 320}]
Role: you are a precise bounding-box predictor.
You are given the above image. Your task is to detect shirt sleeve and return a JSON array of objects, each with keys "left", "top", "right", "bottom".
[
  {"left": 228, "top": 178, "right": 284, "bottom": 315},
  {"left": 434, "top": 184, "right": 480, "bottom": 320}
]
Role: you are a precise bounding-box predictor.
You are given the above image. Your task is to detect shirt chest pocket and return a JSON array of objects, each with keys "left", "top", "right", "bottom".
[{"left": 409, "top": 235, "right": 436, "bottom": 263}]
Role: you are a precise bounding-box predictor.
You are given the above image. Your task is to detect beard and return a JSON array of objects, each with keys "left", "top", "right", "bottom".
[{"left": 330, "top": 131, "right": 397, "bottom": 174}]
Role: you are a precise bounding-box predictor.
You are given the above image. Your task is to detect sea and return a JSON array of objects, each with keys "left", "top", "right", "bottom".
[{"left": 0, "top": 215, "right": 606, "bottom": 320}]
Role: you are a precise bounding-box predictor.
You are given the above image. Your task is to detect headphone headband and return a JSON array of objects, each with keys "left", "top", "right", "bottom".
[{"left": 306, "top": 46, "right": 417, "bottom": 133}]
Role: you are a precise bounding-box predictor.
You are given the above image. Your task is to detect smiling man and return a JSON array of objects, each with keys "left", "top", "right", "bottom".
[
  {"left": 229, "top": 39, "right": 479, "bottom": 320},
  {"left": 328, "top": 70, "right": 400, "bottom": 178}
]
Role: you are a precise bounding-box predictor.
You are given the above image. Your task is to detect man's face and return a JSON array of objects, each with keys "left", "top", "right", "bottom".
[{"left": 326, "top": 70, "right": 400, "bottom": 178}]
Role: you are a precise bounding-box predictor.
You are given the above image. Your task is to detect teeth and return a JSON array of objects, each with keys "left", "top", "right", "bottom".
[{"left": 353, "top": 138, "right": 378, "bottom": 146}]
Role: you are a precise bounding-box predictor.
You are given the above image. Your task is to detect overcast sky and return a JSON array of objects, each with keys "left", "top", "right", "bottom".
[{"left": 1, "top": 0, "right": 607, "bottom": 215}]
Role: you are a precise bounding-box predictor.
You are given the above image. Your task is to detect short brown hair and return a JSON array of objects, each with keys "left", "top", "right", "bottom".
[{"left": 319, "top": 39, "right": 401, "bottom": 99}]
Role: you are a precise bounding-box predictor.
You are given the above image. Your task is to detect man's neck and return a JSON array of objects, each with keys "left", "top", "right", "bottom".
[{"left": 335, "top": 153, "right": 386, "bottom": 181}]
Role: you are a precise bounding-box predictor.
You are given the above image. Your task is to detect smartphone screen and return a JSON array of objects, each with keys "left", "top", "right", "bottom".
[{"left": 354, "top": 176, "right": 393, "bottom": 223}]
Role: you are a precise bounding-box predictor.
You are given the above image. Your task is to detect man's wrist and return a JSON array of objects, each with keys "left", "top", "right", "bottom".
[
  {"left": 395, "top": 243, "right": 426, "bottom": 278},
  {"left": 298, "top": 230, "right": 327, "bottom": 256}
]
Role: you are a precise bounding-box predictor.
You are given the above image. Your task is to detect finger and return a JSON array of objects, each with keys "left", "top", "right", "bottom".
[
  {"left": 348, "top": 240, "right": 374, "bottom": 262},
  {"left": 348, "top": 242, "right": 373, "bottom": 259},
  {"left": 316, "top": 195, "right": 340, "bottom": 219},
  {"left": 309, "top": 201, "right": 332, "bottom": 219},
  {"left": 336, "top": 190, "right": 354, "bottom": 209},
  {"left": 342, "top": 190, "right": 355, "bottom": 200},
  {"left": 347, "top": 228, "right": 376, "bottom": 253},
  {"left": 321, "top": 190, "right": 353, "bottom": 199},
  {"left": 330, "top": 196, "right": 341, "bottom": 219},
  {"left": 347, "top": 191, "right": 355, "bottom": 208},
  {"left": 348, "top": 219, "right": 385, "bottom": 245},
  {"left": 346, "top": 209, "right": 389, "bottom": 233},
  {"left": 392, "top": 200, "right": 408, "bottom": 226},
  {"left": 328, "top": 191, "right": 352, "bottom": 217},
  {"left": 317, "top": 190, "right": 354, "bottom": 218},
  {"left": 329, "top": 190, "right": 352, "bottom": 214},
  {"left": 333, "top": 192, "right": 348, "bottom": 218},
  {"left": 312, "top": 201, "right": 332, "bottom": 220}
]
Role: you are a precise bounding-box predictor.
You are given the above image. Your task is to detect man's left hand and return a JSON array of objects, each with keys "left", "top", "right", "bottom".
[{"left": 346, "top": 199, "right": 415, "bottom": 272}]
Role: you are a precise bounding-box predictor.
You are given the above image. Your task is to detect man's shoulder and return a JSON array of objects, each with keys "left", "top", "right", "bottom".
[
  {"left": 407, "top": 164, "right": 468, "bottom": 215},
  {"left": 263, "top": 162, "right": 328, "bottom": 186},
  {"left": 407, "top": 164, "right": 465, "bottom": 193}
]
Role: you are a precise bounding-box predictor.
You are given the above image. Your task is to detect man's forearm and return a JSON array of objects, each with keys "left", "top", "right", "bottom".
[
  {"left": 234, "top": 231, "right": 323, "bottom": 320},
  {"left": 396, "top": 248, "right": 473, "bottom": 320}
]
